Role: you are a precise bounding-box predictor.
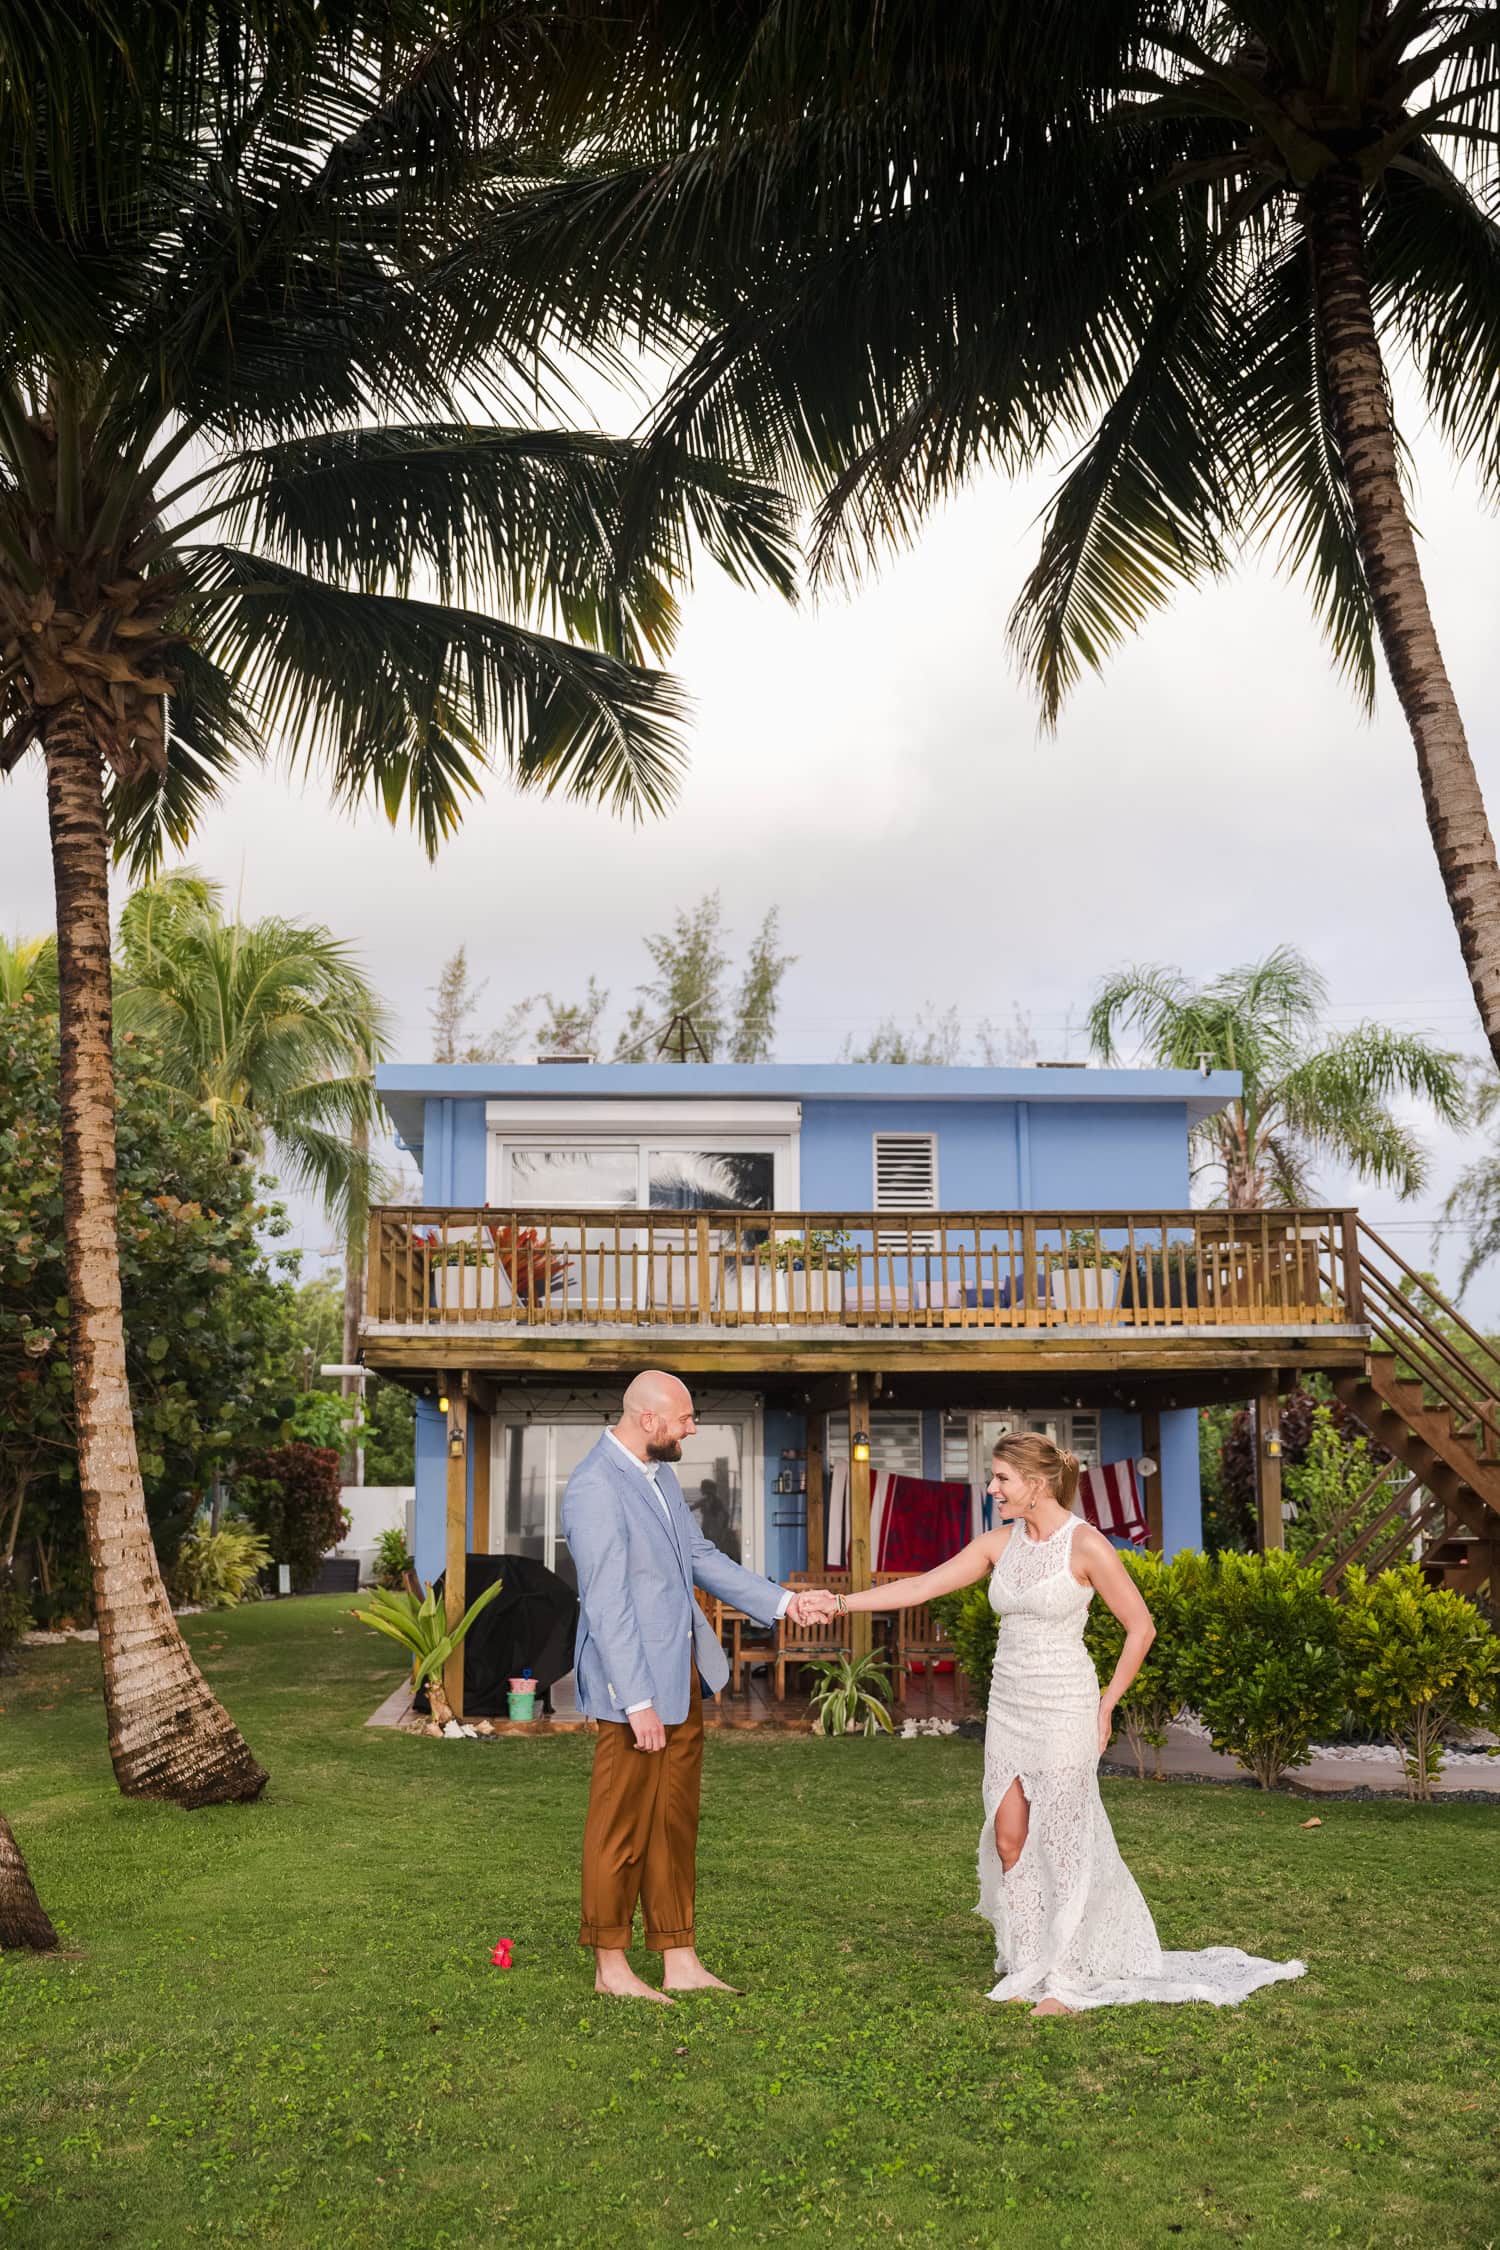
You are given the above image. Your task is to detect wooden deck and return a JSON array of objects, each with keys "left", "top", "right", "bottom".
[{"left": 361, "top": 1203, "right": 1371, "bottom": 1386}]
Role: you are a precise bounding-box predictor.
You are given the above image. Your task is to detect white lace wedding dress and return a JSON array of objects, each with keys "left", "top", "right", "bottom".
[{"left": 979, "top": 1517, "right": 1306, "bottom": 2011}]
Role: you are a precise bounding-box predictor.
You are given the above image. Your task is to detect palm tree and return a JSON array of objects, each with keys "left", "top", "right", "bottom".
[
  {"left": 0, "top": 7, "right": 796, "bottom": 1805},
  {"left": 0, "top": 1806, "right": 57, "bottom": 1952},
  {"left": 492, "top": 2, "right": 1500, "bottom": 1068},
  {"left": 1088, "top": 945, "right": 1465, "bottom": 1206},
  {"left": 116, "top": 873, "right": 389, "bottom": 1223}
]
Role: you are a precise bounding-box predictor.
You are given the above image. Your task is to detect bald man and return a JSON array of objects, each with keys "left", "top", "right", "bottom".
[{"left": 561, "top": 1370, "right": 833, "bottom": 2001}]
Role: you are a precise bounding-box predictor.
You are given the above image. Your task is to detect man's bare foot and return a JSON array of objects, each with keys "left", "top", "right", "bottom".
[
  {"left": 1031, "top": 1997, "right": 1075, "bottom": 2018},
  {"left": 594, "top": 1949, "right": 674, "bottom": 2004},
  {"left": 661, "top": 1946, "right": 740, "bottom": 1993}
]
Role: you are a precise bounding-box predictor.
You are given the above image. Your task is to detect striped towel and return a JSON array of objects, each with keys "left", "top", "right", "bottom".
[{"left": 1076, "top": 1459, "right": 1149, "bottom": 1547}]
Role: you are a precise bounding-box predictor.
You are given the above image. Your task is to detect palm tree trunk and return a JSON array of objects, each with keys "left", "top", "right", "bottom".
[
  {"left": 0, "top": 1806, "right": 58, "bottom": 1950},
  {"left": 1309, "top": 170, "right": 1500, "bottom": 1070},
  {"left": 41, "top": 706, "right": 268, "bottom": 1807}
]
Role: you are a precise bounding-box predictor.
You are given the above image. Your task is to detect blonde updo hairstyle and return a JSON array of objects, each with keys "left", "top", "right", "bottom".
[{"left": 992, "top": 1430, "right": 1081, "bottom": 1511}]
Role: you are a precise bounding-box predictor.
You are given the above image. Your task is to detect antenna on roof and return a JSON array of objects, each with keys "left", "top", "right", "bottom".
[{"left": 655, "top": 1011, "right": 710, "bottom": 1064}]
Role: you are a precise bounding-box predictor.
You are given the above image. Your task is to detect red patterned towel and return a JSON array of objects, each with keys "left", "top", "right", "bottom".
[{"left": 876, "top": 1474, "right": 974, "bottom": 1573}]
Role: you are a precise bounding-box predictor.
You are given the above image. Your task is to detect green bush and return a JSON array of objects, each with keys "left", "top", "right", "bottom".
[
  {"left": 1342, "top": 1564, "right": 1500, "bottom": 1800},
  {"left": 933, "top": 1581, "right": 998, "bottom": 1702},
  {"left": 170, "top": 1520, "right": 272, "bottom": 1609},
  {"left": 372, "top": 1525, "right": 415, "bottom": 1592},
  {"left": 1177, "top": 1550, "right": 1348, "bottom": 1789},
  {"left": 237, "top": 1443, "right": 349, "bottom": 1592},
  {"left": 1085, "top": 1548, "right": 1211, "bottom": 1778}
]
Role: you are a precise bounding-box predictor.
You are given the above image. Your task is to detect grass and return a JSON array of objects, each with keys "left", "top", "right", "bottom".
[{"left": 1, "top": 1597, "right": 1497, "bottom": 2249}]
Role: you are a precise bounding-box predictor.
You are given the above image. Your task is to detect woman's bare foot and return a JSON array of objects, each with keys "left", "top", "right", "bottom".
[
  {"left": 1031, "top": 1997, "right": 1075, "bottom": 2018},
  {"left": 594, "top": 1948, "right": 674, "bottom": 2004},
  {"left": 661, "top": 1946, "right": 740, "bottom": 1993}
]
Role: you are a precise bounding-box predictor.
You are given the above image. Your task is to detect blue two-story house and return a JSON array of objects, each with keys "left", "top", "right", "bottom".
[{"left": 362, "top": 1060, "right": 1374, "bottom": 1706}]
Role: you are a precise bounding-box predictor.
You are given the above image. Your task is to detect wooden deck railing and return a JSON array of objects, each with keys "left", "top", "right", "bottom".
[{"left": 363, "top": 1206, "right": 1363, "bottom": 1332}]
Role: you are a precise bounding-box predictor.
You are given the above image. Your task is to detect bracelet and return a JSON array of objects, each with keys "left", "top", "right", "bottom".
[{"left": 835, "top": 1591, "right": 847, "bottom": 1616}]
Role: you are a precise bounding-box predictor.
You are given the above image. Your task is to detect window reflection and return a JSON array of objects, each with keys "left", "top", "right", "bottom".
[{"left": 648, "top": 1150, "right": 775, "bottom": 1211}]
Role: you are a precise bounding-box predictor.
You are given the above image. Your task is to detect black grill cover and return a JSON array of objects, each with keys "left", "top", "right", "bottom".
[{"left": 417, "top": 1552, "right": 580, "bottom": 1718}]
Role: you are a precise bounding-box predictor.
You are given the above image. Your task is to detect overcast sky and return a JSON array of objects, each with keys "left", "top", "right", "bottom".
[{"left": 4, "top": 382, "right": 1499, "bottom": 1316}]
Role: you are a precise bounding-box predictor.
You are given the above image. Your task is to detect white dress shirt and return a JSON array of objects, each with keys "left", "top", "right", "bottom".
[{"left": 605, "top": 1428, "right": 791, "bottom": 1713}]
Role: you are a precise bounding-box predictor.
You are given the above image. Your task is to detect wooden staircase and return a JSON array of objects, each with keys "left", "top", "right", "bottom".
[{"left": 1310, "top": 1224, "right": 1500, "bottom": 1602}]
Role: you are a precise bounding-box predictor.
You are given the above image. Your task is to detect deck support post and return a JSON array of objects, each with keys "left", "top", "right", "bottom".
[
  {"left": 1255, "top": 1376, "right": 1284, "bottom": 1553},
  {"left": 470, "top": 1404, "right": 492, "bottom": 1551},
  {"left": 805, "top": 1408, "right": 824, "bottom": 1574},
  {"left": 1140, "top": 1408, "right": 1164, "bottom": 1553},
  {"left": 848, "top": 1372, "right": 875, "bottom": 1662},
  {"left": 443, "top": 1373, "right": 468, "bottom": 1719}
]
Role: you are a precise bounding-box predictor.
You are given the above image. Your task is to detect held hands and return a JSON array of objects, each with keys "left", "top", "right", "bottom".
[{"left": 786, "top": 1588, "right": 840, "bottom": 1625}]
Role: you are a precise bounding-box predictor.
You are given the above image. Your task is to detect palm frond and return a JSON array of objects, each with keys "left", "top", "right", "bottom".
[
  {"left": 106, "top": 645, "right": 262, "bottom": 879},
  {"left": 178, "top": 544, "right": 689, "bottom": 849},
  {"left": 209, "top": 423, "right": 797, "bottom": 664}
]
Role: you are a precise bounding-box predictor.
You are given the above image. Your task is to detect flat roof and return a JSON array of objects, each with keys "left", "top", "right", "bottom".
[{"left": 375, "top": 1062, "right": 1240, "bottom": 1150}]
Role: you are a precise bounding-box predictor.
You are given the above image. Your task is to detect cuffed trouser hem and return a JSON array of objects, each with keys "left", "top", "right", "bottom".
[
  {"left": 643, "top": 1925, "right": 694, "bottom": 1951},
  {"left": 578, "top": 1922, "right": 634, "bottom": 1950}
]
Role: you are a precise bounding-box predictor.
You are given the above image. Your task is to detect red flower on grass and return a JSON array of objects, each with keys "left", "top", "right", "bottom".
[{"left": 490, "top": 1939, "right": 514, "bottom": 1969}]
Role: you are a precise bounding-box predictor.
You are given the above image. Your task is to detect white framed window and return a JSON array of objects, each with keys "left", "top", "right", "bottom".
[
  {"left": 492, "top": 1399, "right": 762, "bottom": 1576},
  {"left": 825, "top": 1410, "right": 924, "bottom": 1477},
  {"left": 941, "top": 1409, "right": 1101, "bottom": 1486},
  {"left": 873, "top": 1132, "right": 939, "bottom": 1250},
  {"left": 486, "top": 1100, "right": 799, "bottom": 1210}
]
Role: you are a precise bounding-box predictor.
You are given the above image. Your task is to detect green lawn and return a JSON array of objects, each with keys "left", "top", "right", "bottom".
[{"left": 1, "top": 1598, "right": 1496, "bottom": 2249}]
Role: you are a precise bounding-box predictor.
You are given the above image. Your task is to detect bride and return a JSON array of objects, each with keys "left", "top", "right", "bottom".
[{"left": 833, "top": 1431, "right": 1305, "bottom": 2017}]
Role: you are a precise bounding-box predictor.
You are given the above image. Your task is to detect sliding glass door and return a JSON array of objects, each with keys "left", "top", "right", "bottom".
[{"left": 496, "top": 1416, "right": 755, "bottom": 1585}]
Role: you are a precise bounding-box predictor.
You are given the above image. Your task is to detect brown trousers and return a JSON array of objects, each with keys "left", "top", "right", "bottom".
[{"left": 579, "top": 1675, "right": 703, "bottom": 1951}]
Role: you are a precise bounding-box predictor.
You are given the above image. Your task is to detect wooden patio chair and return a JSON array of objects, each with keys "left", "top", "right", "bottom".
[
  {"left": 773, "top": 1607, "right": 851, "bottom": 1701},
  {"left": 894, "top": 1600, "right": 956, "bottom": 1707}
]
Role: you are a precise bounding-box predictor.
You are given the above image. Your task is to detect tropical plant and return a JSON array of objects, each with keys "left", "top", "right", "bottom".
[
  {"left": 0, "top": 5, "right": 794, "bottom": 1806},
  {"left": 1342, "top": 1564, "right": 1500, "bottom": 1801},
  {"left": 1284, "top": 1405, "right": 1395, "bottom": 1562},
  {"left": 1, "top": 995, "right": 302, "bottom": 1627},
  {"left": 498, "top": 2, "right": 1500, "bottom": 1069},
  {"left": 0, "top": 1807, "right": 57, "bottom": 1953},
  {"left": 352, "top": 1577, "right": 506, "bottom": 1730},
  {"left": 1089, "top": 948, "right": 1463, "bottom": 1206},
  {"left": 115, "top": 873, "right": 390, "bottom": 1223},
  {"left": 0, "top": 934, "right": 57, "bottom": 1009},
  {"left": 236, "top": 1445, "right": 349, "bottom": 1596},
  {"left": 372, "top": 1526, "right": 417, "bottom": 1594},
  {"left": 805, "top": 1649, "right": 895, "bottom": 1737},
  {"left": 1084, "top": 1548, "right": 1210, "bottom": 1779},
  {"left": 932, "top": 1582, "right": 1000, "bottom": 1703},
  {"left": 1177, "top": 1550, "right": 1349, "bottom": 1788},
  {"left": 170, "top": 1521, "right": 272, "bottom": 1611}
]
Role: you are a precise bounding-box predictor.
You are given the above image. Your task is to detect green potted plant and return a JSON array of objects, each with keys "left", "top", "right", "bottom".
[
  {"left": 806, "top": 1650, "right": 895, "bottom": 1736},
  {"left": 723, "top": 1227, "right": 858, "bottom": 1317},
  {"left": 351, "top": 1576, "right": 505, "bottom": 1730}
]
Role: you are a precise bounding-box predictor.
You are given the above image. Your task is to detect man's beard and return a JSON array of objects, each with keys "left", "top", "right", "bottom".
[{"left": 645, "top": 1438, "right": 683, "bottom": 1463}]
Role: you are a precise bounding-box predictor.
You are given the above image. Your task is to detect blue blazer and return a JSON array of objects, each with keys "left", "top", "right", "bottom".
[{"left": 561, "top": 1434, "right": 787, "bottom": 1725}]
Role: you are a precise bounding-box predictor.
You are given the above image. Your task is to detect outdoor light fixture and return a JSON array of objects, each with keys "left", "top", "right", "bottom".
[
  {"left": 852, "top": 1431, "right": 871, "bottom": 1464},
  {"left": 1263, "top": 1429, "right": 1283, "bottom": 1459},
  {"left": 1136, "top": 1456, "right": 1158, "bottom": 1480},
  {"left": 448, "top": 1429, "right": 465, "bottom": 1459},
  {"left": 437, "top": 1392, "right": 450, "bottom": 1414}
]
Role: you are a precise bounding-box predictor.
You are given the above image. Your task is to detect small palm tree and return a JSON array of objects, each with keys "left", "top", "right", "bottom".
[
  {"left": 0, "top": 1806, "right": 57, "bottom": 1952},
  {"left": 0, "top": 9, "right": 796, "bottom": 1807},
  {"left": 1089, "top": 946, "right": 1465, "bottom": 1207},
  {"left": 116, "top": 872, "right": 389, "bottom": 1224}
]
